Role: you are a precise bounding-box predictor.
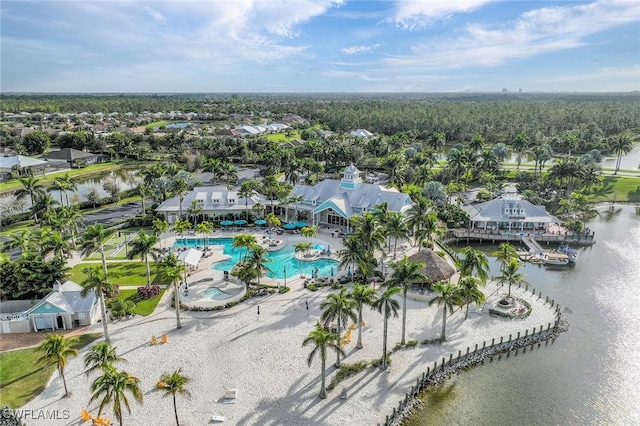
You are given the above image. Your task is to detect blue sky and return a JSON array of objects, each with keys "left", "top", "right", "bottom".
[{"left": 1, "top": 0, "right": 639, "bottom": 92}]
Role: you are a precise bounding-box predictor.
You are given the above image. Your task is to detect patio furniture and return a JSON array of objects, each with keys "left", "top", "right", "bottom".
[
  {"left": 211, "top": 413, "right": 226, "bottom": 422},
  {"left": 223, "top": 388, "right": 238, "bottom": 404}
]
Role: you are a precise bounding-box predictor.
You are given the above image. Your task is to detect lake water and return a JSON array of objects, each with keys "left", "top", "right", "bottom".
[{"left": 405, "top": 204, "right": 640, "bottom": 425}]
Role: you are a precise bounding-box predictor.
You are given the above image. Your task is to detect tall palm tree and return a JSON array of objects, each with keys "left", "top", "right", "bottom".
[
  {"left": 232, "top": 234, "right": 257, "bottom": 264},
  {"left": 161, "top": 255, "right": 186, "bottom": 329},
  {"left": 294, "top": 241, "right": 313, "bottom": 277},
  {"left": 56, "top": 205, "right": 84, "bottom": 248},
  {"left": 320, "top": 287, "right": 357, "bottom": 367},
  {"left": 351, "top": 212, "right": 385, "bottom": 257},
  {"left": 152, "top": 218, "right": 170, "bottom": 236},
  {"left": 157, "top": 369, "right": 190, "bottom": 426},
  {"left": 171, "top": 179, "right": 188, "bottom": 219},
  {"left": 456, "top": 276, "right": 486, "bottom": 319},
  {"left": 457, "top": 246, "right": 489, "bottom": 283},
  {"left": 247, "top": 245, "right": 272, "bottom": 285},
  {"left": 127, "top": 232, "right": 162, "bottom": 287},
  {"left": 15, "top": 176, "right": 45, "bottom": 222},
  {"left": 239, "top": 180, "right": 258, "bottom": 222},
  {"left": 372, "top": 286, "right": 401, "bottom": 370},
  {"left": 134, "top": 183, "right": 152, "bottom": 216},
  {"left": 89, "top": 368, "right": 143, "bottom": 425},
  {"left": 195, "top": 221, "right": 213, "bottom": 248},
  {"left": 48, "top": 176, "right": 67, "bottom": 206},
  {"left": 385, "top": 212, "right": 409, "bottom": 258},
  {"left": 348, "top": 283, "right": 376, "bottom": 349},
  {"left": 387, "top": 257, "right": 427, "bottom": 345},
  {"left": 84, "top": 342, "right": 126, "bottom": 376},
  {"left": 2, "top": 229, "right": 33, "bottom": 253},
  {"left": 172, "top": 218, "right": 191, "bottom": 244},
  {"left": 492, "top": 242, "right": 518, "bottom": 272},
  {"left": 496, "top": 259, "right": 528, "bottom": 299},
  {"left": 429, "top": 282, "right": 463, "bottom": 341},
  {"left": 32, "top": 193, "right": 59, "bottom": 224},
  {"left": 36, "top": 334, "right": 79, "bottom": 397},
  {"left": 609, "top": 135, "right": 633, "bottom": 174},
  {"left": 512, "top": 133, "right": 529, "bottom": 170},
  {"left": 81, "top": 224, "right": 114, "bottom": 277},
  {"left": 338, "top": 235, "right": 368, "bottom": 283},
  {"left": 82, "top": 266, "right": 116, "bottom": 342},
  {"left": 40, "top": 229, "right": 73, "bottom": 259},
  {"left": 302, "top": 321, "right": 343, "bottom": 399}
]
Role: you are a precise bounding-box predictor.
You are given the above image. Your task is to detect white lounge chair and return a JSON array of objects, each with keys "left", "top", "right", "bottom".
[
  {"left": 211, "top": 413, "right": 225, "bottom": 422},
  {"left": 223, "top": 388, "right": 238, "bottom": 403}
]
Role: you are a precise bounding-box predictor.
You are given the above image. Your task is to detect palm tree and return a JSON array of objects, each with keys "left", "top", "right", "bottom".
[
  {"left": 387, "top": 257, "right": 426, "bottom": 345},
  {"left": 247, "top": 245, "right": 272, "bottom": 285},
  {"left": 172, "top": 218, "right": 191, "bottom": 244},
  {"left": 134, "top": 184, "right": 152, "bottom": 216},
  {"left": 157, "top": 369, "right": 190, "bottom": 426},
  {"left": 372, "top": 286, "right": 401, "bottom": 370},
  {"left": 456, "top": 276, "right": 486, "bottom": 319},
  {"left": 82, "top": 266, "right": 116, "bottom": 342},
  {"left": 348, "top": 283, "right": 376, "bottom": 349},
  {"left": 609, "top": 135, "right": 633, "bottom": 174},
  {"left": 320, "top": 287, "right": 357, "bottom": 367},
  {"left": 15, "top": 176, "right": 45, "bottom": 221},
  {"left": 48, "top": 176, "right": 67, "bottom": 206},
  {"left": 512, "top": 133, "right": 529, "bottom": 170},
  {"left": 239, "top": 180, "right": 258, "bottom": 222},
  {"left": 161, "top": 255, "right": 186, "bottom": 329},
  {"left": 302, "top": 321, "right": 343, "bottom": 399},
  {"left": 152, "top": 218, "right": 170, "bottom": 236},
  {"left": 3, "top": 229, "right": 33, "bottom": 253},
  {"left": 171, "top": 179, "right": 188, "bottom": 219},
  {"left": 40, "top": 229, "right": 73, "bottom": 259},
  {"left": 429, "top": 282, "right": 463, "bottom": 341},
  {"left": 294, "top": 241, "right": 313, "bottom": 277},
  {"left": 127, "top": 231, "right": 162, "bottom": 287},
  {"left": 300, "top": 225, "right": 318, "bottom": 239},
  {"left": 492, "top": 242, "right": 518, "bottom": 272},
  {"left": 496, "top": 259, "right": 528, "bottom": 299},
  {"left": 195, "top": 221, "right": 213, "bottom": 248},
  {"left": 89, "top": 368, "right": 143, "bottom": 425},
  {"left": 81, "top": 224, "right": 114, "bottom": 277},
  {"left": 252, "top": 202, "right": 265, "bottom": 219},
  {"left": 457, "top": 246, "right": 489, "bottom": 283},
  {"left": 232, "top": 234, "right": 257, "bottom": 264},
  {"left": 385, "top": 212, "right": 409, "bottom": 258},
  {"left": 36, "top": 334, "right": 79, "bottom": 397},
  {"left": 84, "top": 342, "right": 126, "bottom": 376},
  {"left": 186, "top": 199, "right": 203, "bottom": 225},
  {"left": 338, "top": 235, "right": 368, "bottom": 283}
]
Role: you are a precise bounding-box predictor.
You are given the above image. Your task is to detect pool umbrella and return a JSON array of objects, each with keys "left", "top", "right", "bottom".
[
  {"left": 283, "top": 223, "right": 296, "bottom": 230},
  {"left": 234, "top": 220, "right": 248, "bottom": 226},
  {"left": 254, "top": 219, "right": 267, "bottom": 226},
  {"left": 220, "top": 220, "right": 233, "bottom": 226},
  {"left": 294, "top": 222, "right": 308, "bottom": 228}
]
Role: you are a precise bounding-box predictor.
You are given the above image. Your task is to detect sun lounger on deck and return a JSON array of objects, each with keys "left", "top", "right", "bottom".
[
  {"left": 223, "top": 388, "right": 238, "bottom": 403},
  {"left": 211, "top": 413, "right": 225, "bottom": 422}
]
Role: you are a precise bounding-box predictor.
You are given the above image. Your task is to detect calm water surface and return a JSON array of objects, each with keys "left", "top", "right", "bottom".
[{"left": 405, "top": 205, "right": 640, "bottom": 425}]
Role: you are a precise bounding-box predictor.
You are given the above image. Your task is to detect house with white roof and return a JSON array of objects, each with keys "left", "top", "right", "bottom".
[
  {"left": 0, "top": 280, "right": 99, "bottom": 334},
  {"left": 350, "top": 129, "right": 374, "bottom": 138},
  {"left": 462, "top": 195, "right": 561, "bottom": 232},
  {"left": 0, "top": 155, "right": 51, "bottom": 181},
  {"left": 155, "top": 185, "right": 269, "bottom": 224},
  {"left": 289, "top": 164, "right": 413, "bottom": 227}
]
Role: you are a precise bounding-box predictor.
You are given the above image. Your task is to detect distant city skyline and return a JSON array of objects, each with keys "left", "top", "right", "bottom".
[{"left": 1, "top": 0, "right": 639, "bottom": 93}]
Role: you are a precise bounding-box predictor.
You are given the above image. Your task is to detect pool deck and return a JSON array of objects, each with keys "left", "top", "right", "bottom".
[{"left": 164, "top": 226, "right": 349, "bottom": 285}]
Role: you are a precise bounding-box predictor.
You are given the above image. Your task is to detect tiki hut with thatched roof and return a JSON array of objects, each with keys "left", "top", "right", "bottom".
[{"left": 408, "top": 250, "right": 456, "bottom": 291}]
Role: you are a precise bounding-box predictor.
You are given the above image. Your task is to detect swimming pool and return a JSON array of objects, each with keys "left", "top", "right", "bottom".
[
  {"left": 203, "top": 286, "right": 232, "bottom": 300},
  {"left": 173, "top": 238, "right": 339, "bottom": 279}
]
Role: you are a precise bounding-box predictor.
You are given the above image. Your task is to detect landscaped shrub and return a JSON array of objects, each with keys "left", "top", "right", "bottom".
[
  {"left": 307, "top": 284, "right": 319, "bottom": 292},
  {"left": 278, "top": 286, "right": 290, "bottom": 294},
  {"left": 137, "top": 285, "right": 161, "bottom": 300},
  {"left": 108, "top": 298, "right": 135, "bottom": 319},
  {"left": 327, "top": 361, "right": 369, "bottom": 391},
  {"left": 406, "top": 339, "right": 419, "bottom": 347}
]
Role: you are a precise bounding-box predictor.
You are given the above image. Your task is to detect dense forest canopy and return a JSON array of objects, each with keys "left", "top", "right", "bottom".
[{"left": 1, "top": 93, "right": 639, "bottom": 143}]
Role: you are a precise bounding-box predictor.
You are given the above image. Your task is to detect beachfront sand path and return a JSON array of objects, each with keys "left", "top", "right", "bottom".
[{"left": 22, "top": 275, "right": 557, "bottom": 426}]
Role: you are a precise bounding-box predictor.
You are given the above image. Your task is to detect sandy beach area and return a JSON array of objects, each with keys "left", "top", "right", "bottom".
[{"left": 21, "top": 233, "right": 559, "bottom": 426}]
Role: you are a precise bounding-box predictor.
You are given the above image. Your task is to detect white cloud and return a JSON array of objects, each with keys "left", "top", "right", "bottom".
[
  {"left": 383, "top": 0, "right": 640, "bottom": 70},
  {"left": 341, "top": 44, "right": 381, "bottom": 55},
  {"left": 391, "top": 0, "right": 494, "bottom": 29}
]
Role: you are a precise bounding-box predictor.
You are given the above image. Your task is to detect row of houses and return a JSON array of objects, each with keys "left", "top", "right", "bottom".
[{"left": 0, "top": 148, "right": 104, "bottom": 181}]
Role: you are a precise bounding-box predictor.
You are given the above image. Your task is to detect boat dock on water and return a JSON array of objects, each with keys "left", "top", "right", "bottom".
[{"left": 517, "top": 236, "right": 576, "bottom": 267}]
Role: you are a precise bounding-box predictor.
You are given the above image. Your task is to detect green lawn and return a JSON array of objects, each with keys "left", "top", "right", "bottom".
[
  {"left": 0, "top": 221, "right": 35, "bottom": 237},
  {"left": 266, "top": 130, "right": 302, "bottom": 142},
  {"left": 589, "top": 176, "right": 640, "bottom": 203},
  {"left": 0, "top": 333, "right": 99, "bottom": 408},
  {"left": 70, "top": 261, "right": 163, "bottom": 287},
  {"left": 144, "top": 120, "right": 169, "bottom": 129},
  {"left": 84, "top": 227, "right": 152, "bottom": 261},
  {"left": 115, "top": 288, "right": 166, "bottom": 316}
]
